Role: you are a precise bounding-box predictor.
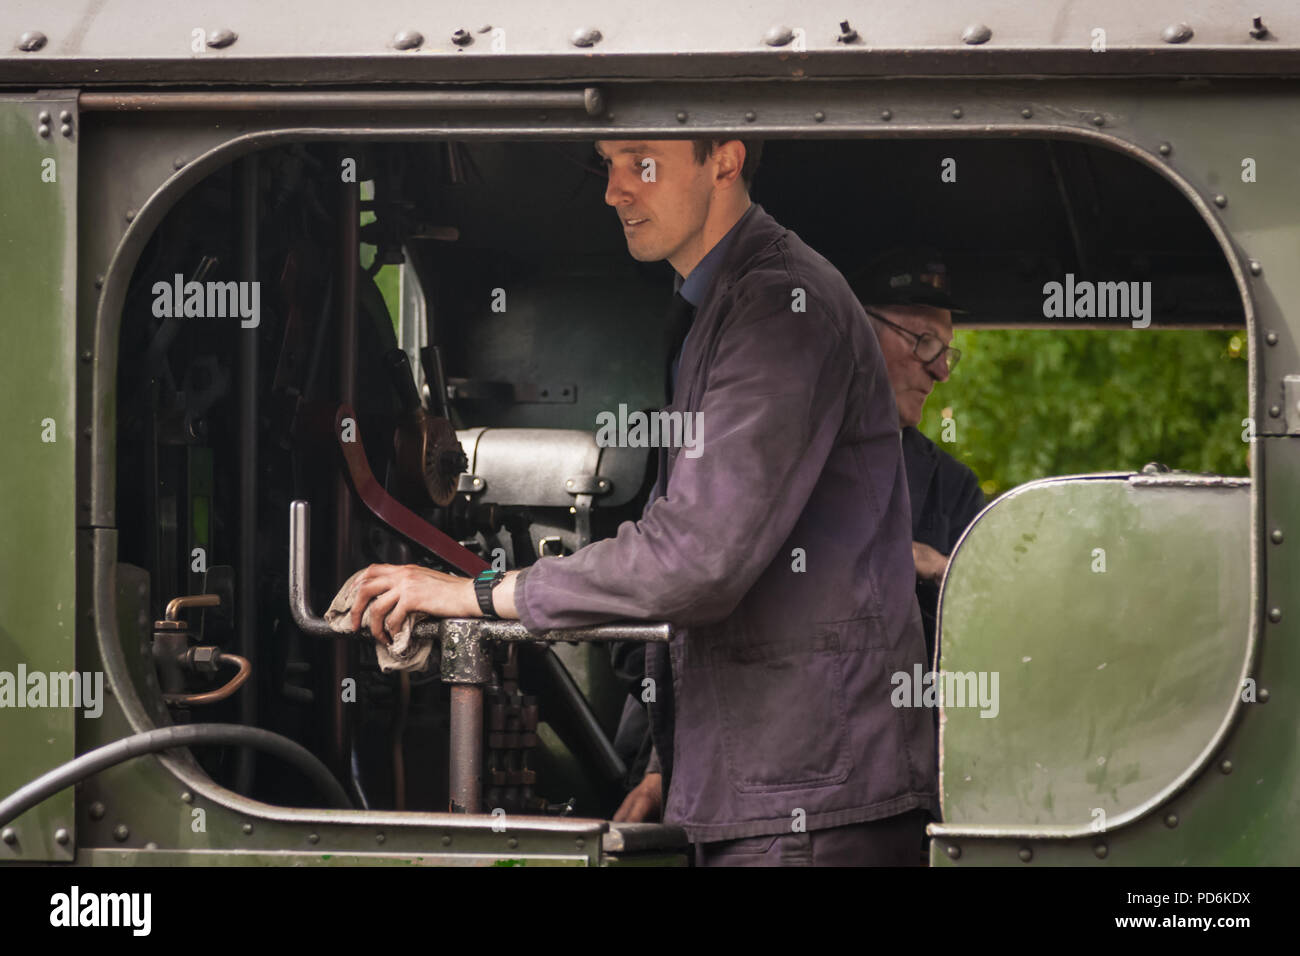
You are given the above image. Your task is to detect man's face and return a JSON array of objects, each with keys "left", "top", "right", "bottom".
[
  {"left": 870, "top": 304, "right": 955, "bottom": 428},
  {"left": 596, "top": 140, "right": 717, "bottom": 265}
]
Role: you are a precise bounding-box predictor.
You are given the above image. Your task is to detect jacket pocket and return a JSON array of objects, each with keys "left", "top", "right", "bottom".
[{"left": 711, "top": 627, "right": 854, "bottom": 793}]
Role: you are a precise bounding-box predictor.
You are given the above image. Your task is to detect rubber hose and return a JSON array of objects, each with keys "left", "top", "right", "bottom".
[{"left": 0, "top": 723, "right": 351, "bottom": 827}]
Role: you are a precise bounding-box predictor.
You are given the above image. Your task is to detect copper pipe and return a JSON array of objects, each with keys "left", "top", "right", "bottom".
[
  {"left": 164, "top": 653, "right": 252, "bottom": 706},
  {"left": 163, "top": 592, "right": 221, "bottom": 623}
]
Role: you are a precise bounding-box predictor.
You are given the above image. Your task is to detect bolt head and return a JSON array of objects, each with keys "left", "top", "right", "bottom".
[
  {"left": 1093, "top": 843, "right": 1108, "bottom": 858},
  {"left": 451, "top": 29, "right": 473, "bottom": 47},
  {"left": 813, "top": 111, "right": 826, "bottom": 123},
  {"left": 441, "top": 835, "right": 452, "bottom": 846},
  {"left": 571, "top": 27, "right": 602, "bottom": 48},
  {"left": 18, "top": 31, "right": 47, "bottom": 52},
  {"left": 38, "top": 110, "right": 51, "bottom": 123},
  {"left": 1266, "top": 332, "right": 1279, "bottom": 345},
  {"left": 880, "top": 109, "right": 893, "bottom": 121},
  {"left": 55, "top": 828, "right": 70, "bottom": 845},
  {"left": 1, "top": 827, "right": 16, "bottom": 845},
  {"left": 89, "top": 802, "right": 106, "bottom": 820},
  {"left": 676, "top": 111, "right": 688, "bottom": 123},
  {"left": 946, "top": 844, "right": 961, "bottom": 860},
  {"left": 181, "top": 791, "right": 193, "bottom": 804},
  {"left": 1269, "top": 405, "right": 1282, "bottom": 418},
  {"left": 38, "top": 123, "right": 50, "bottom": 138},
  {"left": 1258, "top": 687, "right": 1270, "bottom": 703},
  {"left": 125, "top": 209, "right": 137, "bottom": 223},
  {"left": 763, "top": 25, "right": 795, "bottom": 47},
  {"left": 1162, "top": 23, "right": 1194, "bottom": 44},
  {"left": 962, "top": 24, "right": 992, "bottom": 45},
  {"left": 376, "top": 832, "right": 385, "bottom": 844},
  {"left": 207, "top": 29, "right": 238, "bottom": 49},
  {"left": 1092, "top": 115, "right": 1105, "bottom": 127},
  {"left": 1165, "top": 812, "right": 1179, "bottom": 828},
  {"left": 1268, "top": 608, "right": 1282, "bottom": 623},
  {"left": 242, "top": 822, "right": 253, "bottom": 834},
  {"left": 59, "top": 110, "right": 71, "bottom": 123},
  {"left": 308, "top": 832, "right": 320, "bottom": 844},
  {"left": 952, "top": 108, "right": 963, "bottom": 119},
  {"left": 1249, "top": 260, "right": 1262, "bottom": 276},
  {"left": 393, "top": 30, "right": 423, "bottom": 51},
  {"left": 1214, "top": 194, "right": 1228, "bottom": 208},
  {"left": 745, "top": 111, "right": 756, "bottom": 122},
  {"left": 112, "top": 824, "right": 129, "bottom": 842},
  {"left": 1158, "top": 142, "right": 1173, "bottom": 156},
  {"left": 60, "top": 123, "right": 72, "bottom": 138},
  {"left": 1021, "top": 108, "right": 1033, "bottom": 119},
  {"left": 1271, "top": 529, "right": 1283, "bottom": 544},
  {"left": 507, "top": 837, "right": 518, "bottom": 849},
  {"left": 1018, "top": 846, "right": 1033, "bottom": 862},
  {"left": 1220, "top": 759, "right": 1234, "bottom": 774}
]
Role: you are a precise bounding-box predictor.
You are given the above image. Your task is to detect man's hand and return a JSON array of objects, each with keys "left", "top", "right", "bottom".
[
  {"left": 612, "top": 772, "right": 663, "bottom": 823},
  {"left": 912, "top": 541, "right": 950, "bottom": 583},
  {"left": 346, "top": 564, "right": 477, "bottom": 643}
]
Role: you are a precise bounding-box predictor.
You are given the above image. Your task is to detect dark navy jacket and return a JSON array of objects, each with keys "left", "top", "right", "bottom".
[
  {"left": 900, "top": 426, "right": 985, "bottom": 667},
  {"left": 515, "top": 206, "right": 937, "bottom": 842}
]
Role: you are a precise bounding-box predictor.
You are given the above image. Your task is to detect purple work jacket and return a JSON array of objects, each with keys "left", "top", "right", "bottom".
[{"left": 514, "top": 205, "right": 938, "bottom": 842}]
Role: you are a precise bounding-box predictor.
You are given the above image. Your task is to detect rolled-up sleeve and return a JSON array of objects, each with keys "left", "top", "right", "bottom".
[{"left": 515, "top": 279, "right": 854, "bottom": 634}]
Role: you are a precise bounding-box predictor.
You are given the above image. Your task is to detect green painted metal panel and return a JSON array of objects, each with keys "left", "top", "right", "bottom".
[
  {"left": 0, "top": 93, "right": 78, "bottom": 863},
  {"left": 938, "top": 475, "right": 1250, "bottom": 830}
]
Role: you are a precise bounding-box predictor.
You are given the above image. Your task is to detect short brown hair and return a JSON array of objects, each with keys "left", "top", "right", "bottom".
[{"left": 692, "top": 139, "right": 763, "bottom": 189}]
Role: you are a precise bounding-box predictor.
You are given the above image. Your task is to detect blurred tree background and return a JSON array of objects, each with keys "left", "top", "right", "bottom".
[{"left": 915, "top": 329, "right": 1250, "bottom": 500}]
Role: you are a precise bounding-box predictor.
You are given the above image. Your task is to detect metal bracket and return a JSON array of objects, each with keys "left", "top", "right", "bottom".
[{"left": 457, "top": 473, "right": 486, "bottom": 494}]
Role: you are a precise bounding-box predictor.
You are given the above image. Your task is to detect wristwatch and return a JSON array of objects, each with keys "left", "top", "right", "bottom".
[{"left": 473, "top": 569, "right": 507, "bottom": 618}]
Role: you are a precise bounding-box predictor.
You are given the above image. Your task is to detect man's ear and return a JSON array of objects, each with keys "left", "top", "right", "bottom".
[{"left": 712, "top": 140, "right": 746, "bottom": 189}]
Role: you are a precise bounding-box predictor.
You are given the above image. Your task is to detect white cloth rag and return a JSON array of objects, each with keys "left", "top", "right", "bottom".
[{"left": 325, "top": 569, "right": 436, "bottom": 673}]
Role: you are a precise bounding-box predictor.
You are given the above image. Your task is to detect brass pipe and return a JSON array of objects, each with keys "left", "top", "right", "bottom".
[
  {"left": 164, "top": 653, "right": 252, "bottom": 706},
  {"left": 164, "top": 592, "right": 221, "bottom": 623}
]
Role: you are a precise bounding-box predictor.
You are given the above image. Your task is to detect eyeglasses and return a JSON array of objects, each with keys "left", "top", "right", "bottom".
[{"left": 863, "top": 308, "right": 961, "bottom": 373}]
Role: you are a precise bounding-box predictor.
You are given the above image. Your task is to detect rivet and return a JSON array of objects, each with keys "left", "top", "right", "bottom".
[
  {"left": 880, "top": 109, "right": 892, "bottom": 121},
  {"left": 308, "top": 832, "right": 319, "bottom": 844},
  {"left": 38, "top": 124, "right": 50, "bottom": 138},
  {"left": 1220, "top": 760, "right": 1233, "bottom": 774},
  {"left": 763, "top": 26, "right": 795, "bottom": 47},
  {"left": 1018, "top": 846, "right": 1033, "bottom": 862},
  {"left": 94, "top": 275, "right": 104, "bottom": 289},
  {"left": 571, "top": 27, "right": 602, "bottom": 48},
  {"left": 173, "top": 157, "right": 187, "bottom": 170},
  {"left": 1266, "top": 332, "right": 1279, "bottom": 346},
  {"left": 55, "top": 828, "right": 69, "bottom": 845},
  {"left": 61, "top": 123, "right": 72, "bottom": 138},
  {"left": 675, "top": 111, "right": 688, "bottom": 123},
  {"left": 1093, "top": 843, "right": 1108, "bottom": 858},
  {"left": 451, "top": 30, "right": 473, "bottom": 47},
  {"left": 1269, "top": 405, "right": 1282, "bottom": 418},
  {"left": 60, "top": 110, "right": 71, "bottom": 123},
  {"left": 113, "top": 824, "right": 129, "bottom": 841},
  {"left": 1092, "top": 115, "right": 1105, "bottom": 127},
  {"left": 962, "top": 24, "right": 992, "bottom": 45},
  {"left": 1214, "top": 194, "right": 1228, "bottom": 208},
  {"left": 813, "top": 111, "right": 826, "bottom": 123},
  {"left": 393, "top": 30, "right": 423, "bottom": 51},
  {"left": 473, "top": 478, "right": 482, "bottom": 488},
  {"left": 1021, "top": 108, "right": 1032, "bottom": 119},
  {"left": 207, "top": 29, "right": 238, "bottom": 49},
  {"left": 946, "top": 844, "right": 961, "bottom": 860},
  {"left": 1258, "top": 688, "right": 1270, "bottom": 703},
  {"left": 89, "top": 802, "right": 106, "bottom": 820},
  {"left": 80, "top": 349, "right": 92, "bottom": 363},
  {"left": 242, "top": 822, "right": 253, "bottom": 834},
  {"left": 181, "top": 791, "right": 193, "bottom": 803},
  {"left": 1165, "top": 812, "right": 1179, "bottom": 828},
  {"left": 144, "top": 842, "right": 158, "bottom": 850},
  {"left": 125, "top": 209, "right": 137, "bottom": 223},
  {"left": 507, "top": 837, "right": 518, "bottom": 849},
  {"left": 1162, "top": 23, "right": 1194, "bottom": 44},
  {"left": 376, "top": 832, "right": 385, "bottom": 844},
  {"left": 952, "top": 107, "right": 963, "bottom": 119},
  {"left": 1158, "top": 142, "right": 1172, "bottom": 156},
  {"left": 1271, "top": 529, "right": 1283, "bottom": 544},
  {"left": 441, "top": 835, "right": 452, "bottom": 846},
  {"left": 1269, "top": 607, "right": 1282, "bottom": 623},
  {"left": 744, "top": 111, "right": 756, "bottom": 122},
  {"left": 82, "top": 426, "right": 92, "bottom": 438},
  {"left": 575, "top": 837, "right": 585, "bottom": 849},
  {"left": 38, "top": 110, "right": 51, "bottom": 123},
  {"left": 18, "top": 31, "right": 48, "bottom": 52},
  {"left": 478, "top": 25, "right": 493, "bottom": 34},
  {"left": 1249, "top": 260, "right": 1262, "bottom": 276},
  {"left": 1, "top": 827, "right": 16, "bottom": 845},
  {"left": 566, "top": 480, "right": 573, "bottom": 488},
  {"left": 1250, "top": 17, "right": 1270, "bottom": 40}
]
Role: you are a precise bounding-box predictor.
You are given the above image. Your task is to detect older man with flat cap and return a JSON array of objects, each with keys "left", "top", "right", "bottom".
[{"left": 849, "top": 250, "right": 985, "bottom": 669}]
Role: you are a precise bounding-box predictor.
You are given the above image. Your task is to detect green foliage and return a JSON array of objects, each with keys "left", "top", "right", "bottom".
[{"left": 917, "top": 329, "right": 1250, "bottom": 499}]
